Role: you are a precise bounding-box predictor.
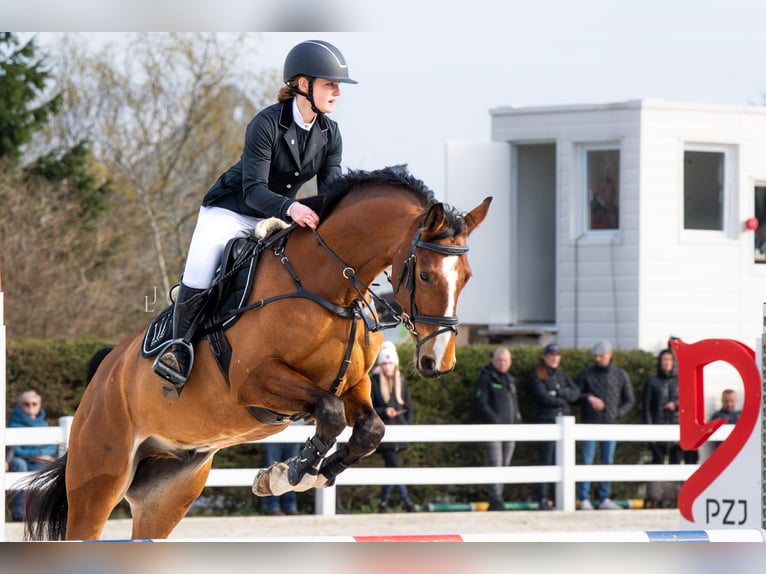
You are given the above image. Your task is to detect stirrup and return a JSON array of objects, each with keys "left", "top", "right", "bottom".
[{"left": 152, "top": 339, "right": 195, "bottom": 387}]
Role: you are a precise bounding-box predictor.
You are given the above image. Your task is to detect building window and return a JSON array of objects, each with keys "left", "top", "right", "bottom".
[
  {"left": 684, "top": 150, "right": 724, "bottom": 230},
  {"left": 754, "top": 186, "right": 766, "bottom": 263},
  {"left": 586, "top": 148, "right": 620, "bottom": 231}
]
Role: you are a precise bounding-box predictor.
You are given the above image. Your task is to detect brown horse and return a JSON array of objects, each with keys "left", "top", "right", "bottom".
[{"left": 23, "top": 166, "right": 491, "bottom": 540}]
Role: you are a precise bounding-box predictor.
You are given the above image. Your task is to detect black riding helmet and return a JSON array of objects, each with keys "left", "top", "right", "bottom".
[{"left": 283, "top": 40, "right": 357, "bottom": 114}]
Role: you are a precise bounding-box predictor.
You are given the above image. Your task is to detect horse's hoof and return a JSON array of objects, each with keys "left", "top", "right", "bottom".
[{"left": 252, "top": 469, "right": 272, "bottom": 496}]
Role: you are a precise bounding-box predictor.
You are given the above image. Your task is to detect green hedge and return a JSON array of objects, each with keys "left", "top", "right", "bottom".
[{"left": 5, "top": 339, "right": 658, "bottom": 514}]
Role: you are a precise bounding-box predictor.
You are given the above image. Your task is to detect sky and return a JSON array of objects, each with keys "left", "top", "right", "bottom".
[{"left": 5, "top": 0, "right": 766, "bottom": 196}]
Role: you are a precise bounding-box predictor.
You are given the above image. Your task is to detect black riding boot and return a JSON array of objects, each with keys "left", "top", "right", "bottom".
[{"left": 153, "top": 283, "right": 207, "bottom": 402}]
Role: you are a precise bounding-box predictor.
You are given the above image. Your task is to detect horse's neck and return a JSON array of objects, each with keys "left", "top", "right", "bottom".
[
  {"left": 278, "top": 202, "right": 416, "bottom": 304},
  {"left": 297, "top": 198, "right": 420, "bottom": 297}
]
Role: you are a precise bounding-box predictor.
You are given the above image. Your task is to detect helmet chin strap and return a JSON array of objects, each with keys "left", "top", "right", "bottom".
[{"left": 290, "top": 77, "right": 322, "bottom": 115}]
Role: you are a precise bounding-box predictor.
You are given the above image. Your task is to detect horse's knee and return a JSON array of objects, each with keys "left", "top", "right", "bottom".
[
  {"left": 313, "top": 395, "right": 346, "bottom": 438},
  {"left": 348, "top": 413, "right": 385, "bottom": 455},
  {"left": 367, "top": 416, "right": 385, "bottom": 448}
]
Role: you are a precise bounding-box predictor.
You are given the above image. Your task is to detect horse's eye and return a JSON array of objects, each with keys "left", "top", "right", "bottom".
[{"left": 419, "top": 271, "right": 432, "bottom": 284}]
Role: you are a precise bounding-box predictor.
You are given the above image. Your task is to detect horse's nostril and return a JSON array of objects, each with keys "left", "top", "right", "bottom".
[{"left": 419, "top": 356, "right": 436, "bottom": 375}]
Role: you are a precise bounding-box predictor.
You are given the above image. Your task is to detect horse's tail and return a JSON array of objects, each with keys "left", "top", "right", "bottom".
[
  {"left": 85, "top": 345, "right": 114, "bottom": 384},
  {"left": 22, "top": 453, "right": 69, "bottom": 541}
]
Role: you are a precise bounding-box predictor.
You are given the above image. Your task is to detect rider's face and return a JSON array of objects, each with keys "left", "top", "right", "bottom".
[{"left": 311, "top": 78, "right": 341, "bottom": 114}]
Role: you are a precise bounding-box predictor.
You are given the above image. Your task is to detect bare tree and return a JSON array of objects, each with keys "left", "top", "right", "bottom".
[
  {"left": 2, "top": 33, "right": 280, "bottom": 340},
  {"left": 48, "top": 32, "right": 279, "bottom": 296}
]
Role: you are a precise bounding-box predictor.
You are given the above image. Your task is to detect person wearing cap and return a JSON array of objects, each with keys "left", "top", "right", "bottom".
[
  {"left": 370, "top": 341, "right": 418, "bottom": 513},
  {"left": 574, "top": 340, "right": 635, "bottom": 510},
  {"left": 154, "top": 40, "right": 357, "bottom": 399},
  {"left": 472, "top": 347, "right": 522, "bottom": 511},
  {"left": 529, "top": 343, "right": 580, "bottom": 510}
]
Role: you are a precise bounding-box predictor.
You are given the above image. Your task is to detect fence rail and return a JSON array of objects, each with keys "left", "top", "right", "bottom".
[{"left": 4, "top": 416, "right": 731, "bottom": 515}]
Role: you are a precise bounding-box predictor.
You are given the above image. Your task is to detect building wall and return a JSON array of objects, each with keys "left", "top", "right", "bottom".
[
  {"left": 490, "top": 102, "right": 643, "bottom": 350},
  {"left": 637, "top": 101, "right": 766, "bottom": 354},
  {"left": 487, "top": 100, "right": 766, "bottom": 357},
  {"left": 482, "top": 98, "right": 766, "bottom": 416}
]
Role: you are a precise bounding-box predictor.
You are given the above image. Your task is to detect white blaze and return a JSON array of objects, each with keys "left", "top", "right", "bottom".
[{"left": 432, "top": 255, "right": 459, "bottom": 369}]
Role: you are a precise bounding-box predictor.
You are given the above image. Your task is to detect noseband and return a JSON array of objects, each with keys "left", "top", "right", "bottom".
[{"left": 393, "top": 229, "right": 469, "bottom": 349}]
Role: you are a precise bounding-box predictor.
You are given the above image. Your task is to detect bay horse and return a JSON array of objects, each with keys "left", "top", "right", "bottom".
[{"left": 23, "top": 166, "right": 491, "bottom": 540}]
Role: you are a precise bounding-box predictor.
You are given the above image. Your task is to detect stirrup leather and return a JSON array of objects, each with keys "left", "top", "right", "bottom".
[{"left": 152, "top": 338, "right": 195, "bottom": 386}]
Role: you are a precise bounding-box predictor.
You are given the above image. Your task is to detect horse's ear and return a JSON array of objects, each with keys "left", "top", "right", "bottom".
[
  {"left": 423, "top": 202, "right": 447, "bottom": 233},
  {"left": 465, "top": 196, "right": 492, "bottom": 235}
]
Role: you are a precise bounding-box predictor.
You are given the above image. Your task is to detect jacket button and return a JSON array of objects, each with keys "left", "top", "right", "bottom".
[
  {"left": 286, "top": 184, "right": 292, "bottom": 189},
  {"left": 294, "top": 171, "right": 300, "bottom": 176}
]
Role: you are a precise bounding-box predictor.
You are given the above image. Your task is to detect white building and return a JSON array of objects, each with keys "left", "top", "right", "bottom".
[{"left": 447, "top": 99, "right": 766, "bottom": 358}]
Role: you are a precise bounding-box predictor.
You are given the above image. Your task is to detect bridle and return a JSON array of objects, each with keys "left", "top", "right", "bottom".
[{"left": 390, "top": 228, "right": 470, "bottom": 350}]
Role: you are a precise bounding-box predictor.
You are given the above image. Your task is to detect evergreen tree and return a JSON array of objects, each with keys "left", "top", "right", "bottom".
[{"left": 0, "top": 33, "right": 62, "bottom": 164}]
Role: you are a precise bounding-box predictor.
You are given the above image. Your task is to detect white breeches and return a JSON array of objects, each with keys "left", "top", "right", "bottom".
[{"left": 182, "top": 206, "right": 262, "bottom": 289}]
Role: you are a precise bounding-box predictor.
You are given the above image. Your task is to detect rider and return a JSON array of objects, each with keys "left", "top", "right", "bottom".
[{"left": 153, "top": 39, "right": 357, "bottom": 401}]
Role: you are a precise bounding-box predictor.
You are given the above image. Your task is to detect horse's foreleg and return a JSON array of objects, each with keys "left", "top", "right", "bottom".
[
  {"left": 316, "top": 407, "right": 385, "bottom": 487},
  {"left": 253, "top": 392, "right": 346, "bottom": 496},
  {"left": 314, "top": 376, "right": 384, "bottom": 487}
]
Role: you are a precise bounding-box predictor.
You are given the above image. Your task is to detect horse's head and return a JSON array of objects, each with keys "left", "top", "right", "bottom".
[{"left": 392, "top": 196, "right": 492, "bottom": 377}]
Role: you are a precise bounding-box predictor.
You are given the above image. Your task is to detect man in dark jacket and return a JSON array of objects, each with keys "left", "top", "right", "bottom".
[
  {"left": 473, "top": 347, "right": 521, "bottom": 511},
  {"left": 529, "top": 343, "right": 580, "bottom": 509},
  {"left": 575, "top": 340, "right": 635, "bottom": 510}
]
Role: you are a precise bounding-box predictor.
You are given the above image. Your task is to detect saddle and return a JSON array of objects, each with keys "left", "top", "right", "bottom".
[{"left": 141, "top": 218, "right": 292, "bottom": 381}]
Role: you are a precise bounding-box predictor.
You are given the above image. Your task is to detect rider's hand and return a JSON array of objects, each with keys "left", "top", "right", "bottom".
[{"left": 288, "top": 202, "right": 319, "bottom": 229}]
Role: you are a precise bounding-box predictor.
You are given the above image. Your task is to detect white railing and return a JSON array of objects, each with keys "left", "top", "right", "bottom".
[{"left": 4, "top": 416, "right": 732, "bottom": 516}]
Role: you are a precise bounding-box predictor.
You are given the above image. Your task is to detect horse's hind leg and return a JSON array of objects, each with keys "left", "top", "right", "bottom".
[
  {"left": 66, "top": 467, "right": 133, "bottom": 540},
  {"left": 127, "top": 455, "right": 214, "bottom": 540},
  {"left": 65, "top": 425, "right": 136, "bottom": 540}
]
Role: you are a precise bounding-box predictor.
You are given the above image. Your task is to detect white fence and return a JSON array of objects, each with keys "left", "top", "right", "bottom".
[{"left": 4, "top": 416, "right": 733, "bottom": 516}]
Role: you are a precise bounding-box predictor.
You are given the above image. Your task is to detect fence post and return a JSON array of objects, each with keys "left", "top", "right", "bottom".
[
  {"left": 314, "top": 442, "right": 337, "bottom": 516},
  {"left": 58, "top": 416, "right": 74, "bottom": 456},
  {"left": 315, "top": 484, "right": 337, "bottom": 516},
  {"left": 556, "top": 415, "right": 576, "bottom": 512}
]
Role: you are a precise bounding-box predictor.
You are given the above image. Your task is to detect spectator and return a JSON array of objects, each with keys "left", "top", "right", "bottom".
[
  {"left": 529, "top": 343, "right": 580, "bottom": 510},
  {"left": 472, "top": 347, "right": 521, "bottom": 511},
  {"left": 575, "top": 340, "right": 635, "bottom": 510},
  {"left": 370, "top": 341, "right": 417, "bottom": 513},
  {"left": 8, "top": 390, "right": 58, "bottom": 521},
  {"left": 590, "top": 177, "right": 619, "bottom": 230},
  {"left": 710, "top": 389, "right": 740, "bottom": 424},
  {"left": 643, "top": 348, "right": 698, "bottom": 465}
]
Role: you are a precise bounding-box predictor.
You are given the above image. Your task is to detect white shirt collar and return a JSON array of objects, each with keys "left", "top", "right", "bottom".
[{"left": 292, "top": 98, "right": 315, "bottom": 132}]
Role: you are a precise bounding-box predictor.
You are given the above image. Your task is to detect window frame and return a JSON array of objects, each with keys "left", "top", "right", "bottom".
[
  {"left": 681, "top": 144, "right": 735, "bottom": 239},
  {"left": 578, "top": 143, "right": 622, "bottom": 241}
]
